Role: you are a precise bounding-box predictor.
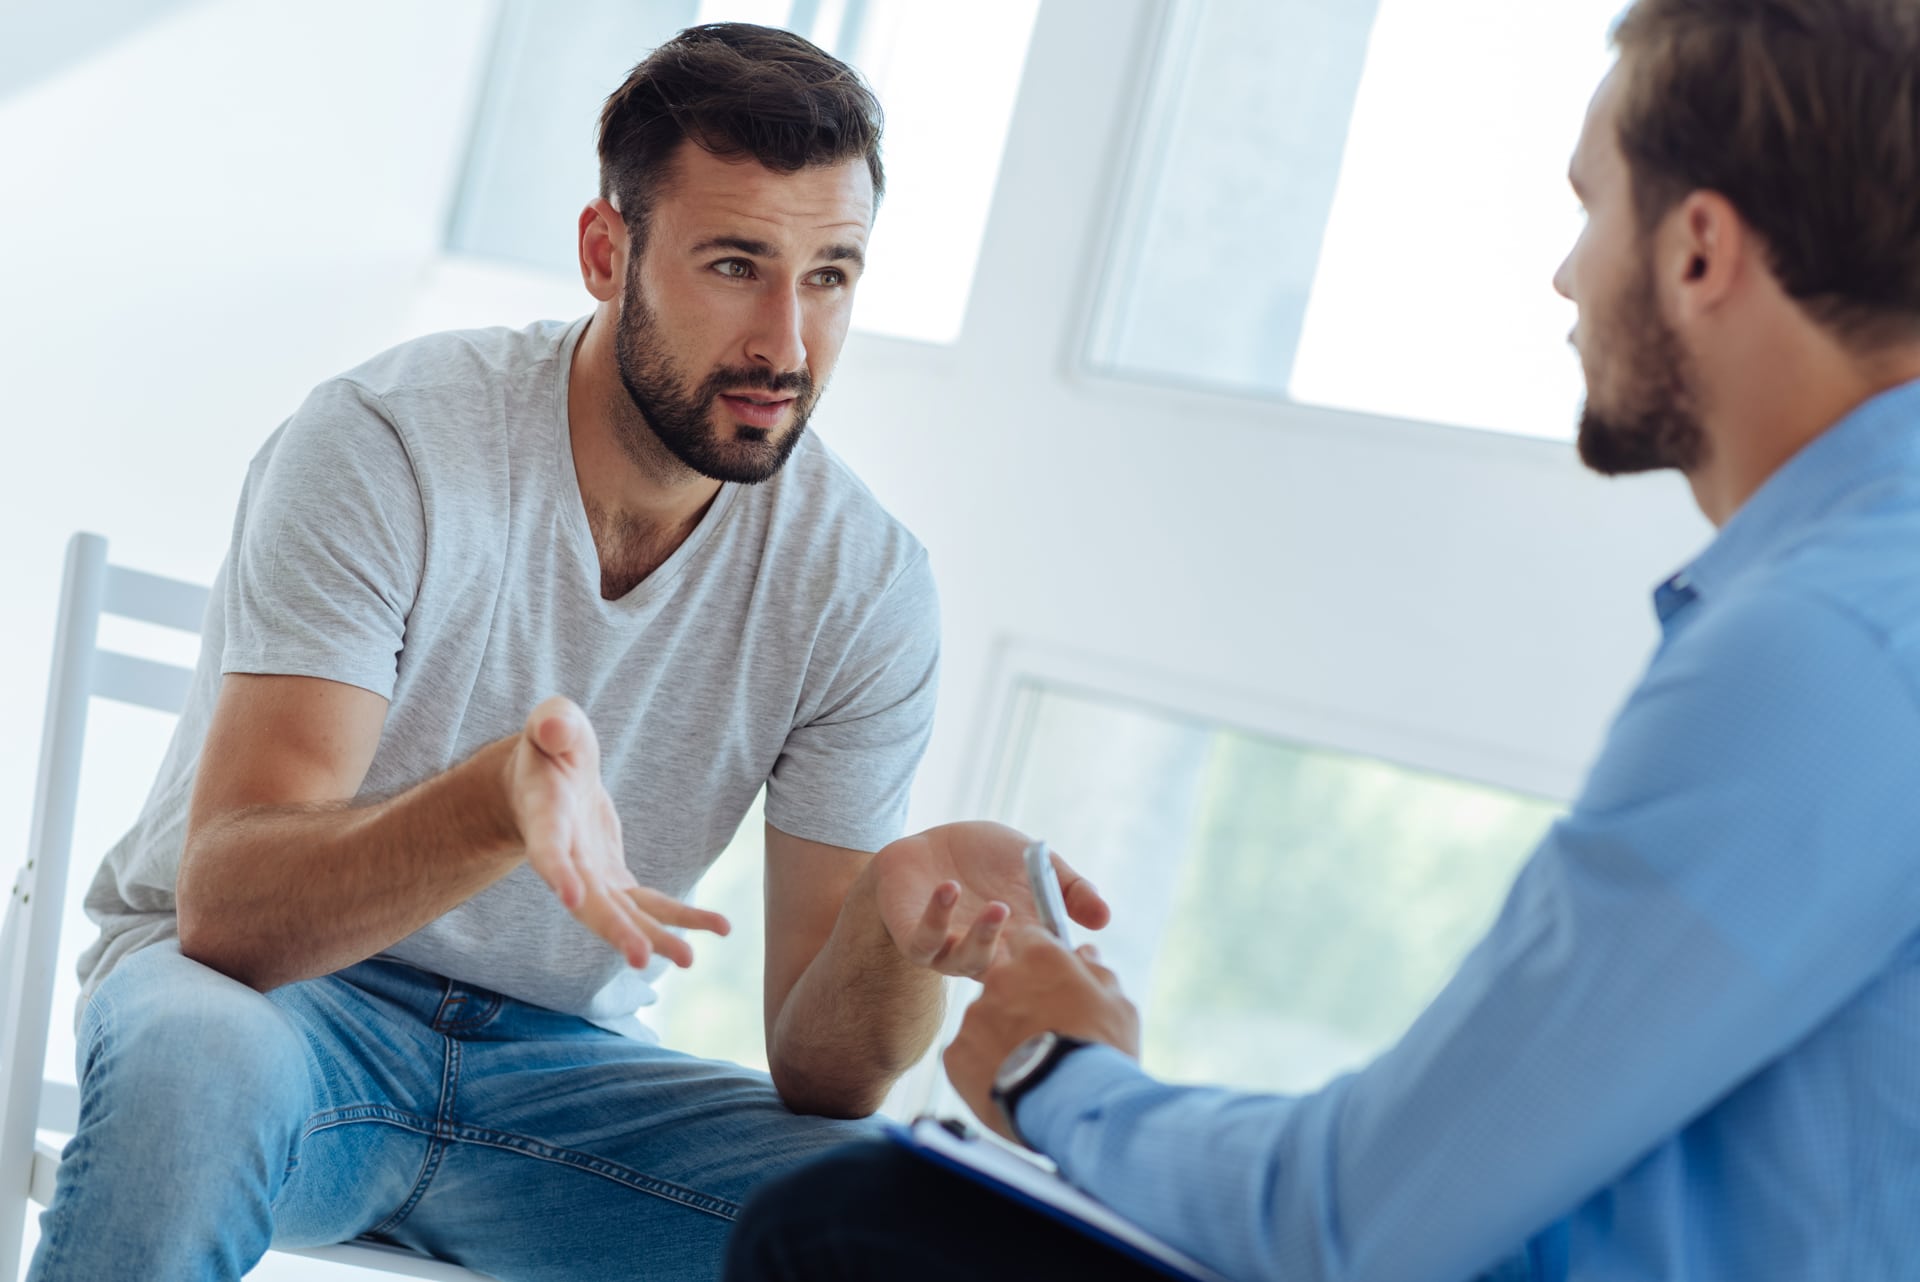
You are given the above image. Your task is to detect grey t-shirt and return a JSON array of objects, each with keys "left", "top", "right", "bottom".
[{"left": 79, "top": 317, "right": 940, "bottom": 1029}]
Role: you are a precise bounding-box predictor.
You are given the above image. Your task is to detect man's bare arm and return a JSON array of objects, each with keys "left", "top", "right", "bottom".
[
  {"left": 177, "top": 674, "right": 725, "bottom": 992},
  {"left": 761, "top": 825, "right": 947, "bottom": 1118},
  {"left": 761, "top": 821, "right": 1114, "bottom": 1119}
]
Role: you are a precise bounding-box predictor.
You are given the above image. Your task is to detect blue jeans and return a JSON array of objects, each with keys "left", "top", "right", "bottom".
[{"left": 29, "top": 943, "right": 878, "bottom": 1281}]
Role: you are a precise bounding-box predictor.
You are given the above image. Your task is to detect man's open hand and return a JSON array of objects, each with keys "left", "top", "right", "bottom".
[
  {"left": 945, "top": 925, "right": 1142, "bottom": 1143},
  {"left": 869, "top": 821, "right": 1111, "bottom": 979},
  {"left": 506, "top": 695, "right": 729, "bottom": 969}
]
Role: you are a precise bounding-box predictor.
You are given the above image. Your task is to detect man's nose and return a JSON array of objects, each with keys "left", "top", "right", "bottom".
[{"left": 746, "top": 285, "right": 807, "bottom": 374}]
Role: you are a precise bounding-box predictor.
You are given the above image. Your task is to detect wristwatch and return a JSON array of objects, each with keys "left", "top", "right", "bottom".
[{"left": 989, "top": 1031, "right": 1089, "bottom": 1147}]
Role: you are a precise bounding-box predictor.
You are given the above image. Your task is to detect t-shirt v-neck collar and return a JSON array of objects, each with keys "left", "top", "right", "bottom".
[{"left": 550, "top": 316, "right": 741, "bottom": 613}]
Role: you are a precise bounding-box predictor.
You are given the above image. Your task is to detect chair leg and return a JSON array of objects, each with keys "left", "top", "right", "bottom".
[{"left": 1, "top": 869, "right": 34, "bottom": 1281}]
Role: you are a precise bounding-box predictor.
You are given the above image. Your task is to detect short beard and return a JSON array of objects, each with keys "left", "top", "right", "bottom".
[
  {"left": 612, "top": 267, "right": 817, "bottom": 485},
  {"left": 1576, "top": 260, "right": 1707, "bottom": 477}
]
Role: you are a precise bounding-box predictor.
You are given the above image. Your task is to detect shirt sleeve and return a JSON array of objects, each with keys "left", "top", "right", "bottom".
[
  {"left": 221, "top": 377, "right": 427, "bottom": 700},
  {"left": 1017, "top": 582, "right": 1920, "bottom": 1282},
  {"left": 762, "top": 548, "right": 941, "bottom": 853}
]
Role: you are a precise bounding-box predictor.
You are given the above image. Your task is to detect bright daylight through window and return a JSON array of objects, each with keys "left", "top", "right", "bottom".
[
  {"left": 973, "top": 682, "right": 1561, "bottom": 1097},
  {"left": 447, "top": 0, "right": 1039, "bottom": 345},
  {"left": 1092, "top": 0, "right": 1630, "bottom": 441}
]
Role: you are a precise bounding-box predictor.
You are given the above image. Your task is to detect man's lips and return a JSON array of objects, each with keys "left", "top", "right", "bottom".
[{"left": 718, "top": 392, "right": 796, "bottom": 430}]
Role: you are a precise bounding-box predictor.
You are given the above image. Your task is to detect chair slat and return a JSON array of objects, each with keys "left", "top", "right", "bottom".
[
  {"left": 287, "top": 1241, "right": 500, "bottom": 1280},
  {"left": 90, "top": 651, "right": 194, "bottom": 715},
  {"left": 102, "top": 564, "right": 209, "bottom": 634}
]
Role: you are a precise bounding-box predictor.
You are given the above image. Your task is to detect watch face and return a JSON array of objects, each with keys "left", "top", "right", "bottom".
[{"left": 994, "top": 1032, "right": 1058, "bottom": 1093}]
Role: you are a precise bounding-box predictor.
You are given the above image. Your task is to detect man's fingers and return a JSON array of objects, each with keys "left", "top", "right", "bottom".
[
  {"left": 900, "top": 881, "right": 962, "bottom": 966},
  {"left": 527, "top": 699, "right": 579, "bottom": 759},
  {"left": 1075, "top": 944, "right": 1120, "bottom": 988},
  {"left": 575, "top": 887, "right": 709, "bottom": 970},
  {"left": 530, "top": 713, "right": 569, "bottom": 759},
  {"left": 1004, "top": 921, "right": 1071, "bottom": 960},
  {"left": 524, "top": 695, "right": 599, "bottom": 771},
  {"left": 1050, "top": 850, "right": 1112, "bottom": 930},
  {"left": 550, "top": 867, "right": 583, "bottom": 911},
  {"left": 1077, "top": 943, "right": 1117, "bottom": 978},
  {"left": 523, "top": 819, "right": 584, "bottom": 909},
  {"left": 643, "top": 918, "right": 695, "bottom": 969},
  {"left": 576, "top": 890, "right": 653, "bottom": 969},
  {"left": 942, "top": 900, "right": 1011, "bottom": 977},
  {"left": 630, "top": 887, "right": 732, "bottom": 938}
]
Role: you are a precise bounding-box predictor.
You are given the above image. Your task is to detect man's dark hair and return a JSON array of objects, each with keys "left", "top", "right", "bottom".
[
  {"left": 1612, "top": 0, "right": 1920, "bottom": 348},
  {"left": 597, "top": 22, "right": 885, "bottom": 247}
]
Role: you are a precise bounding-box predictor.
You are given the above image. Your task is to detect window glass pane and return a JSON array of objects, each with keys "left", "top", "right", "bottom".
[
  {"left": 1091, "top": 0, "right": 1625, "bottom": 441},
  {"left": 987, "top": 682, "right": 1560, "bottom": 1094},
  {"left": 446, "top": 0, "right": 1039, "bottom": 345},
  {"left": 652, "top": 680, "right": 1561, "bottom": 1104}
]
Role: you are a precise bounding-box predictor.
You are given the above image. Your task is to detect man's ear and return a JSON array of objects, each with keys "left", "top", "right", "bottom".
[
  {"left": 1670, "top": 190, "right": 1747, "bottom": 321},
  {"left": 577, "top": 198, "right": 628, "bottom": 303}
]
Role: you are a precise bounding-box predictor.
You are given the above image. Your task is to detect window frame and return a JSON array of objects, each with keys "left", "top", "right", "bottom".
[{"left": 1065, "top": 0, "right": 1591, "bottom": 453}]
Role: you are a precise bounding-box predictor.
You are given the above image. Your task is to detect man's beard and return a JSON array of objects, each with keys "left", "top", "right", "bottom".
[
  {"left": 1576, "top": 257, "right": 1708, "bottom": 477},
  {"left": 612, "top": 270, "right": 818, "bottom": 485}
]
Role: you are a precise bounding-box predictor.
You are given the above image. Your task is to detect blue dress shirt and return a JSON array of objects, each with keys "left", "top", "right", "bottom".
[{"left": 1019, "top": 378, "right": 1920, "bottom": 1282}]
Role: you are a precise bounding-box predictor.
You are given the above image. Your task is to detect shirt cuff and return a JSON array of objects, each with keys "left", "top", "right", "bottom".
[{"left": 1014, "top": 1042, "right": 1149, "bottom": 1161}]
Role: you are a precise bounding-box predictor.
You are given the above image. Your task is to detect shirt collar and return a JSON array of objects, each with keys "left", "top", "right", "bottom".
[{"left": 1654, "top": 376, "right": 1920, "bottom": 626}]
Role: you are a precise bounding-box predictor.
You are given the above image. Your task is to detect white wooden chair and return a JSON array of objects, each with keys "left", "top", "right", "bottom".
[{"left": 1, "top": 533, "right": 489, "bottom": 1280}]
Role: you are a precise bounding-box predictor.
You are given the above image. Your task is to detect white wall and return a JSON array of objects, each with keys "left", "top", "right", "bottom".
[{"left": 0, "top": 0, "right": 494, "bottom": 863}]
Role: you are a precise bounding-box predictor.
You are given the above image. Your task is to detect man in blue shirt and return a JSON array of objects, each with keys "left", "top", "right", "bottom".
[{"left": 722, "top": 0, "right": 1920, "bottom": 1278}]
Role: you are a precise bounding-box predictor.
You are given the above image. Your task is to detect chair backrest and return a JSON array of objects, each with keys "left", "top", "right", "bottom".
[
  {"left": 2, "top": 533, "right": 493, "bottom": 1281},
  {"left": 0, "top": 532, "right": 207, "bottom": 1275}
]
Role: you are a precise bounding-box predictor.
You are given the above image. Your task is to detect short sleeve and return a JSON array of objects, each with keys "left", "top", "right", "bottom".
[
  {"left": 763, "top": 549, "right": 940, "bottom": 852},
  {"left": 221, "top": 378, "right": 427, "bottom": 700}
]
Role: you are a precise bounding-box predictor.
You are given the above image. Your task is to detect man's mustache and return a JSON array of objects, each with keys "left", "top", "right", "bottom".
[{"left": 701, "top": 366, "right": 812, "bottom": 397}]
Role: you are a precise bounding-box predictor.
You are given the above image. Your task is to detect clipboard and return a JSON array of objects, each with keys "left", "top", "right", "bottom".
[{"left": 888, "top": 1118, "right": 1233, "bottom": 1282}]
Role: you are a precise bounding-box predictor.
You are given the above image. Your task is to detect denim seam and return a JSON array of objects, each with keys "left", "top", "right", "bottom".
[
  {"left": 292, "top": 1108, "right": 741, "bottom": 1223},
  {"left": 434, "top": 1123, "right": 742, "bottom": 1221},
  {"left": 300, "top": 1104, "right": 439, "bottom": 1139},
  {"left": 365, "top": 1034, "right": 462, "bottom": 1237}
]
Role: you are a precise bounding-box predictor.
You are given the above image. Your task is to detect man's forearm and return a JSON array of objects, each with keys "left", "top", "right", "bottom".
[
  {"left": 176, "top": 735, "right": 525, "bottom": 991},
  {"left": 768, "top": 865, "right": 945, "bottom": 1118}
]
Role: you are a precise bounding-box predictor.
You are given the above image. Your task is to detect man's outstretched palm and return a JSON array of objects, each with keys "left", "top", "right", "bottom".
[
  {"left": 870, "top": 820, "right": 1111, "bottom": 977},
  {"left": 508, "top": 695, "right": 729, "bottom": 969}
]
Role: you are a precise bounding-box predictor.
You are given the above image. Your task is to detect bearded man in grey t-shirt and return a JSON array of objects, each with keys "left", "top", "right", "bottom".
[{"left": 30, "top": 23, "right": 1109, "bottom": 1282}]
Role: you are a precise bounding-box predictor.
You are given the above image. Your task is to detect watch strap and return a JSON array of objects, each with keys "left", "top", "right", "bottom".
[{"left": 991, "top": 1033, "right": 1089, "bottom": 1147}]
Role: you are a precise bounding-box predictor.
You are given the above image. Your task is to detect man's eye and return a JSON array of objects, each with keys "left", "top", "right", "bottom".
[
  {"left": 811, "top": 268, "right": 847, "bottom": 287},
  {"left": 715, "top": 259, "right": 753, "bottom": 279}
]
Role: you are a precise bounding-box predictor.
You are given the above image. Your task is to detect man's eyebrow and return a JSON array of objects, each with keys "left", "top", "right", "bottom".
[
  {"left": 690, "top": 235, "right": 779, "bottom": 258},
  {"left": 687, "top": 236, "right": 865, "bottom": 269}
]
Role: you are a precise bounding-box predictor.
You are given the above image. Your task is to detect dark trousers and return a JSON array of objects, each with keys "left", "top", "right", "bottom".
[{"left": 722, "top": 1139, "right": 1185, "bottom": 1281}]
